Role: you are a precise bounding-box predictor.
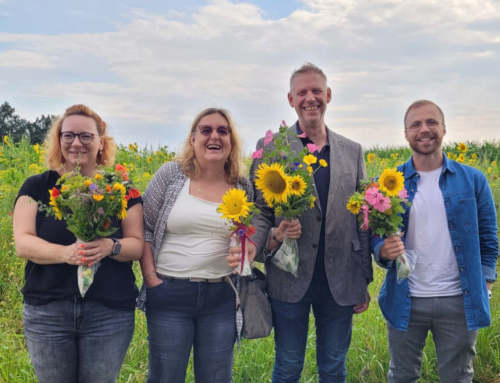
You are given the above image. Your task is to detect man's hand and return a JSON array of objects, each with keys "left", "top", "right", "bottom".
[
  {"left": 274, "top": 219, "right": 302, "bottom": 241},
  {"left": 354, "top": 290, "right": 370, "bottom": 314},
  {"left": 380, "top": 235, "right": 405, "bottom": 261}
]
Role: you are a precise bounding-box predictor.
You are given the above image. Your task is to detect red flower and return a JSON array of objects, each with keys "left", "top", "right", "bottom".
[
  {"left": 115, "top": 164, "right": 129, "bottom": 180},
  {"left": 127, "top": 188, "right": 141, "bottom": 199},
  {"left": 50, "top": 187, "right": 60, "bottom": 197}
]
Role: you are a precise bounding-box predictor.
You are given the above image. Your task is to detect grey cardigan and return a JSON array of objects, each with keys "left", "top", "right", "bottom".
[{"left": 137, "top": 161, "right": 253, "bottom": 309}]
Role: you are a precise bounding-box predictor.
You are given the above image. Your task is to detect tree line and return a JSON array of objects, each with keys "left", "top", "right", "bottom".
[{"left": 0, "top": 102, "right": 56, "bottom": 144}]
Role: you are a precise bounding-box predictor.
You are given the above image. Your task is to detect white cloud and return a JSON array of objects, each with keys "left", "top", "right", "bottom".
[{"left": 0, "top": 0, "right": 499, "bottom": 150}]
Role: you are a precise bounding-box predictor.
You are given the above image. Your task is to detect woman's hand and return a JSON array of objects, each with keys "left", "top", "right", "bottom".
[
  {"left": 61, "top": 243, "right": 85, "bottom": 265},
  {"left": 144, "top": 273, "right": 163, "bottom": 288},
  {"left": 227, "top": 241, "right": 257, "bottom": 270},
  {"left": 78, "top": 238, "right": 114, "bottom": 267}
]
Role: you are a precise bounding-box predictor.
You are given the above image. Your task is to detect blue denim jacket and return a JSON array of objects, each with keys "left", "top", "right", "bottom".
[{"left": 372, "top": 155, "right": 498, "bottom": 331}]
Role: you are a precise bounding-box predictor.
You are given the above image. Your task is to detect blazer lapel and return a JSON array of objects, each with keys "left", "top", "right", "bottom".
[{"left": 326, "top": 128, "right": 344, "bottom": 219}]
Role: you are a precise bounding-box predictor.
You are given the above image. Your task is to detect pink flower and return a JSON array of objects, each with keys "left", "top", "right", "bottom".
[
  {"left": 297, "top": 132, "right": 307, "bottom": 138},
  {"left": 361, "top": 204, "right": 370, "bottom": 230},
  {"left": 364, "top": 187, "right": 380, "bottom": 206},
  {"left": 373, "top": 195, "right": 391, "bottom": 213},
  {"left": 251, "top": 148, "right": 263, "bottom": 159},
  {"left": 264, "top": 130, "right": 273, "bottom": 146},
  {"left": 306, "top": 143, "right": 318, "bottom": 153},
  {"left": 399, "top": 188, "right": 408, "bottom": 200},
  {"left": 281, "top": 120, "right": 288, "bottom": 128}
]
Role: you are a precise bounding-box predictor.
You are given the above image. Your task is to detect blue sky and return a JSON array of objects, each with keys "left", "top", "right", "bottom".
[{"left": 1, "top": 0, "right": 499, "bottom": 153}]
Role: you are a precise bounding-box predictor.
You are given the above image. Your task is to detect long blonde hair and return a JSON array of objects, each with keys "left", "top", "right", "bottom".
[{"left": 176, "top": 108, "right": 243, "bottom": 184}]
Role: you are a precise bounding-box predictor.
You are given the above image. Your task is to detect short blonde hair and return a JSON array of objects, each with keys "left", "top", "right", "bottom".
[
  {"left": 176, "top": 108, "right": 243, "bottom": 185},
  {"left": 45, "top": 104, "right": 117, "bottom": 170},
  {"left": 404, "top": 100, "right": 445, "bottom": 130}
]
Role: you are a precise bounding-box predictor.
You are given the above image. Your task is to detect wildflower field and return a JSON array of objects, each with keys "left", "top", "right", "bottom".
[{"left": 0, "top": 138, "right": 499, "bottom": 382}]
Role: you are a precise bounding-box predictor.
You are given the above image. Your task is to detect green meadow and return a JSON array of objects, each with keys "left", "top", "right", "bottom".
[{"left": 0, "top": 138, "right": 499, "bottom": 382}]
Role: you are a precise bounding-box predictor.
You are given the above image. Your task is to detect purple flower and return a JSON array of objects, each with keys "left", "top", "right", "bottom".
[
  {"left": 97, "top": 207, "right": 105, "bottom": 215},
  {"left": 89, "top": 183, "right": 97, "bottom": 191}
]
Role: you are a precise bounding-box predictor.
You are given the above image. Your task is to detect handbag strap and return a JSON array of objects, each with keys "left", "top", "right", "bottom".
[{"left": 226, "top": 275, "right": 242, "bottom": 348}]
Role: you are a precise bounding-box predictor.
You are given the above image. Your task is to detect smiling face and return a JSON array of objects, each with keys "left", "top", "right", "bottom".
[
  {"left": 288, "top": 72, "right": 331, "bottom": 131},
  {"left": 60, "top": 114, "right": 103, "bottom": 174},
  {"left": 405, "top": 103, "right": 446, "bottom": 156},
  {"left": 190, "top": 112, "right": 232, "bottom": 170}
]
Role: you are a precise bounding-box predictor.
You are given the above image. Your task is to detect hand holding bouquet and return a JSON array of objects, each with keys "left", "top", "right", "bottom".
[
  {"left": 218, "top": 188, "right": 259, "bottom": 276},
  {"left": 252, "top": 121, "right": 325, "bottom": 276},
  {"left": 43, "top": 163, "right": 140, "bottom": 296},
  {"left": 346, "top": 168, "right": 411, "bottom": 281}
]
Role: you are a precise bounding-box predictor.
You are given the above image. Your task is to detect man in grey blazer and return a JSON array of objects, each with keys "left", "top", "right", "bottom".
[{"left": 250, "top": 63, "right": 372, "bottom": 383}]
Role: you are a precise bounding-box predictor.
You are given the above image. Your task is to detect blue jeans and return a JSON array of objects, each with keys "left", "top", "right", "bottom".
[
  {"left": 145, "top": 278, "right": 236, "bottom": 383},
  {"left": 271, "top": 274, "right": 354, "bottom": 383},
  {"left": 23, "top": 299, "right": 135, "bottom": 383},
  {"left": 387, "top": 295, "right": 478, "bottom": 383}
]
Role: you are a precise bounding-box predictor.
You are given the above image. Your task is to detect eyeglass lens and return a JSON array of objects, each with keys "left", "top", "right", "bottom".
[
  {"left": 60, "top": 132, "right": 95, "bottom": 144},
  {"left": 197, "top": 125, "right": 230, "bottom": 136}
]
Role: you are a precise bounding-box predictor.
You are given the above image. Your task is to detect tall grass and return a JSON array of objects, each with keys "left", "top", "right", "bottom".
[{"left": 0, "top": 138, "right": 499, "bottom": 382}]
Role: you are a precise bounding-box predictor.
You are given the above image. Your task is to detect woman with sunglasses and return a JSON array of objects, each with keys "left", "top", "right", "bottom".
[
  {"left": 13, "top": 104, "right": 144, "bottom": 383},
  {"left": 139, "top": 107, "right": 255, "bottom": 383}
]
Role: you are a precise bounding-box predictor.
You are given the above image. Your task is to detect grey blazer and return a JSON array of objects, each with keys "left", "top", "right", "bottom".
[{"left": 250, "top": 124, "right": 372, "bottom": 305}]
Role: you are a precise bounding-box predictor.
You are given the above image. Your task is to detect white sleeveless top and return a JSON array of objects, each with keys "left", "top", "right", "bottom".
[{"left": 156, "top": 180, "right": 233, "bottom": 278}]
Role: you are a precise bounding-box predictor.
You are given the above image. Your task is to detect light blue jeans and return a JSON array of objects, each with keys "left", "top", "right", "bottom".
[
  {"left": 23, "top": 299, "right": 134, "bottom": 383},
  {"left": 145, "top": 278, "right": 236, "bottom": 383},
  {"left": 387, "top": 295, "right": 478, "bottom": 383}
]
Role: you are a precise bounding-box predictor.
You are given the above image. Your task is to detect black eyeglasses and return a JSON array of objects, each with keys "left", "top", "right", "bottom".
[
  {"left": 197, "top": 125, "right": 231, "bottom": 137},
  {"left": 59, "top": 131, "right": 96, "bottom": 145}
]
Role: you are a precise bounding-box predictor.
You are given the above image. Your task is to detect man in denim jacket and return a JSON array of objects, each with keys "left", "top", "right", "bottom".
[{"left": 372, "top": 100, "right": 498, "bottom": 382}]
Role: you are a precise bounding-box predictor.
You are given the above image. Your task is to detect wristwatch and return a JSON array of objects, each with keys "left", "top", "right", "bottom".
[{"left": 110, "top": 238, "right": 121, "bottom": 257}]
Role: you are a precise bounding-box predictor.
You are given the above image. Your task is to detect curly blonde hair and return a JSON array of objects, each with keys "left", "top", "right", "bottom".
[
  {"left": 45, "top": 104, "right": 117, "bottom": 170},
  {"left": 176, "top": 108, "right": 243, "bottom": 185}
]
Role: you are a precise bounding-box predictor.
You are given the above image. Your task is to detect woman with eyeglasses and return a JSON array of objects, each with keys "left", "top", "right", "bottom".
[
  {"left": 13, "top": 104, "right": 144, "bottom": 383},
  {"left": 139, "top": 107, "right": 255, "bottom": 383}
]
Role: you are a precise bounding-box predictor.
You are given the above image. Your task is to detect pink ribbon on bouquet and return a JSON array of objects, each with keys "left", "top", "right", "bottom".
[{"left": 231, "top": 223, "right": 257, "bottom": 273}]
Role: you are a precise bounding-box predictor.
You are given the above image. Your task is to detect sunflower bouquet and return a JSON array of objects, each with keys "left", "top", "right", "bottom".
[
  {"left": 43, "top": 163, "right": 140, "bottom": 296},
  {"left": 252, "top": 121, "right": 326, "bottom": 276},
  {"left": 346, "top": 168, "right": 411, "bottom": 281},
  {"left": 217, "top": 188, "right": 259, "bottom": 276}
]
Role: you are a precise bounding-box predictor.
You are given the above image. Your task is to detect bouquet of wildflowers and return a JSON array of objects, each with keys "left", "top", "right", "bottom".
[
  {"left": 252, "top": 121, "right": 326, "bottom": 276},
  {"left": 218, "top": 188, "right": 259, "bottom": 276},
  {"left": 346, "top": 168, "right": 411, "bottom": 281},
  {"left": 44, "top": 163, "right": 140, "bottom": 296}
]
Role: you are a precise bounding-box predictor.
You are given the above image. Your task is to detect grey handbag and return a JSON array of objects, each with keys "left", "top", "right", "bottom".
[{"left": 238, "top": 268, "right": 273, "bottom": 339}]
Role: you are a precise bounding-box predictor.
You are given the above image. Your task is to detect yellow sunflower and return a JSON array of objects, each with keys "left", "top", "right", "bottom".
[
  {"left": 366, "top": 152, "right": 376, "bottom": 163},
  {"left": 288, "top": 175, "right": 307, "bottom": 196},
  {"left": 218, "top": 188, "right": 253, "bottom": 223},
  {"left": 378, "top": 168, "right": 405, "bottom": 197},
  {"left": 92, "top": 194, "right": 104, "bottom": 202},
  {"left": 319, "top": 159, "right": 328, "bottom": 168},
  {"left": 303, "top": 154, "right": 317, "bottom": 165},
  {"left": 346, "top": 199, "right": 361, "bottom": 215},
  {"left": 457, "top": 142, "right": 467, "bottom": 152},
  {"left": 255, "top": 163, "right": 290, "bottom": 206}
]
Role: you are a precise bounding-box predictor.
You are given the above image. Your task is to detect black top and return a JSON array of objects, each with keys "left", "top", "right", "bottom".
[
  {"left": 16, "top": 170, "right": 142, "bottom": 310},
  {"left": 296, "top": 123, "right": 331, "bottom": 281}
]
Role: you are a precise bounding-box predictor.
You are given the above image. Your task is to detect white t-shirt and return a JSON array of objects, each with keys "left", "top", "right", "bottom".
[
  {"left": 406, "top": 167, "right": 462, "bottom": 297},
  {"left": 156, "top": 180, "right": 233, "bottom": 278}
]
